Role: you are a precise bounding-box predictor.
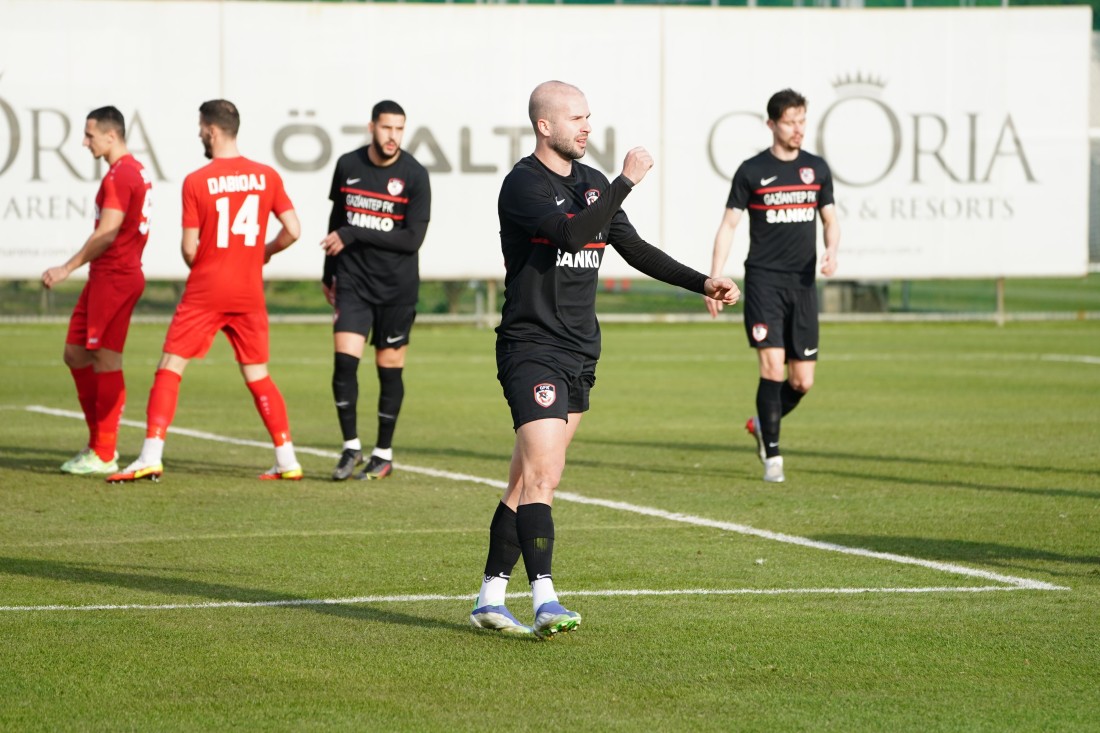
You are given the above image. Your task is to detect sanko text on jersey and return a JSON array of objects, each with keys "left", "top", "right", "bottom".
[{"left": 555, "top": 249, "right": 602, "bottom": 269}]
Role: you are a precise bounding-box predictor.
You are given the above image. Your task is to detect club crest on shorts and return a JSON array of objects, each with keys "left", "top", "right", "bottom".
[
  {"left": 533, "top": 383, "right": 556, "bottom": 408},
  {"left": 584, "top": 189, "right": 600, "bottom": 206},
  {"left": 387, "top": 178, "right": 405, "bottom": 196},
  {"left": 799, "top": 167, "right": 815, "bottom": 185},
  {"left": 752, "top": 323, "right": 768, "bottom": 342}
]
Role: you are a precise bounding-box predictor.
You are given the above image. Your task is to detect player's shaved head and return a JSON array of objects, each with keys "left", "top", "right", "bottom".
[
  {"left": 528, "top": 81, "right": 584, "bottom": 133},
  {"left": 372, "top": 100, "right": 406, "bottom": 122},
  {"left": 199, "top": 99, "right": 240, "bottom": 137}
]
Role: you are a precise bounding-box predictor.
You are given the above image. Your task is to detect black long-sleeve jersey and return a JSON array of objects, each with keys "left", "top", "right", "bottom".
[
  {"left": 322, "top": 146, "right": 431, "bottom": 305},
  {"left": 726, "top": 149, "right": 833, "bottom": 279},
  {"left": 496, "top": 155, "right": 708, "bottom": 360}
]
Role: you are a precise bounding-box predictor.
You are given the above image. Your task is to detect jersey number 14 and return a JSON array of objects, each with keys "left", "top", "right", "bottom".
[{"left": 214, "top": 194, "right": 261, "bottom": 248}]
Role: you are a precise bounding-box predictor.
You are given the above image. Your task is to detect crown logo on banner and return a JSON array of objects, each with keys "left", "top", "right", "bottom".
[{"left": 831, "top": 72, "right": 888, "bottom": 98}]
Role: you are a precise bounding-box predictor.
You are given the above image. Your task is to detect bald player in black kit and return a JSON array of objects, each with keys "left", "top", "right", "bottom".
[{"left": 468, "top": 80, "right": 741, "bottom": 638}]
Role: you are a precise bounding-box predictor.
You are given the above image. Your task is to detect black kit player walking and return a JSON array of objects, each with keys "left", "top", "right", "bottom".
[
  {"left": 468, "top": 80, "right": 740, "bottom": 638},
  {"left": 320, "top": 100, "right": 431, "bottom": 481},
  {"left": 707, "top": 88, "right": 840, "bottom": 484}
]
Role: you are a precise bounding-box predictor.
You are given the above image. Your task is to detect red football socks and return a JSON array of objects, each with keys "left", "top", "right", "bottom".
[
  {"left": 146, "top": 369, "right": 182, "bottom": 440},
  {"left": 92, "top": 369, "right": 125, "bottom": 461},
  {"left": 247, "top": 375, "right": 291, "bottom": 446},
  {"left": 70, "top": 364, "right": 98, "bottom": 448}
]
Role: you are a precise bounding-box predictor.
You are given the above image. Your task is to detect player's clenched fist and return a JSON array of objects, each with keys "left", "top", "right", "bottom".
[
  {"left": 704, "top": 277, "right": 740, "bottom": 307},
  {"left": 621, "top": 146, "right": 654, "bottom": 186}
]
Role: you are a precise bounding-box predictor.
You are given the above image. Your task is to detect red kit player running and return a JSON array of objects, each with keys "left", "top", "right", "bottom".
[{"left": 108, "top": 99, "right": 303, "bottom": 483}]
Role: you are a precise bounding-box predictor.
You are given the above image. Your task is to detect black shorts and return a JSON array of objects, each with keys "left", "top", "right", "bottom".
[
  {"left": 496, "top": 340, "right": 596, "bottom": 430},
  {"left": 742, "top": 272, "right": 819, "bottom": 361},
  {"left": 334, "top": 295, "right": 416, "bottom": 350}
]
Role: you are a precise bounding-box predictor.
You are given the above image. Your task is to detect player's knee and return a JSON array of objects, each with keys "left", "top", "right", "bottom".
[
  {"left": 62, "top": 345, "right": 88, "bottom": 369},
  {"left": 525, "top": 468, "right": 561, "bottom": 499},
  {"left": 789, "top": 375, "right": 813, "bottom": 393}
]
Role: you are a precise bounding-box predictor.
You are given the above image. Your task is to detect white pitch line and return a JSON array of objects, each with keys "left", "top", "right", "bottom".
[
  {"left": 1040, "top": 354, "right": 1100, "bottom": 366},
  {"left": 23, "top": 405, "right": 1069, "bottom": 595},
  {"left": 0, "top": 585, "right": 1037, "bottom": 613},
  {"left": 551, "top": 492, "right": 1067, "bottom": 591}
]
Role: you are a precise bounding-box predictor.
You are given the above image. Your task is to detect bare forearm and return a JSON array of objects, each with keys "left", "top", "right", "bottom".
[{"left": 70, "top": 226, "right": 119, "bottom": 271}]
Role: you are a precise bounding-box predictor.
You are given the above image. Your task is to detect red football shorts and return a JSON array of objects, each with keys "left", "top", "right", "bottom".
[
  {"left": 163, "top": 302, "right": 270, "bottom": 364},
  {"left": 66, "top": 272, "right": 144, "bottom": 352}
]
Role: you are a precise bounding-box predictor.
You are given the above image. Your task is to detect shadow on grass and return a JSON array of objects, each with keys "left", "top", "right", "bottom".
[
  {"left": 813, "top": 534, "right": 1100, "bottom": 578},
  {"left": 581, "top": 436, "right": 1100, "bottom": 481},
  {"left": 799, "top": 465, "right": 1100, "bottom": 502},
  {"left": 575, "top": 437, "right": 1100, "bottom": 500},
  {"left": 0, "top": 448, "right": 280, "bottom": 481},
  {"left": 0, "top": 556, "right": 471, "bottom": 633},
  {"left": 404, "top": 443, "right": 720, "bottom": 478}
]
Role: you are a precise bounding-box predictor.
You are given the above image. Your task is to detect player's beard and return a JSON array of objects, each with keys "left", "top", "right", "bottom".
[
  {"left": 372, "top": 140, "right": 399, "bottom": 162},
  {"left": 782, "top": 135, "right": 802, "bottom": 154},
  {"left": 201, "top": 131, "right": 214, "bottom": 160},
  {"left": 549, "top": 130, "right": 585, "bottom": 162}
]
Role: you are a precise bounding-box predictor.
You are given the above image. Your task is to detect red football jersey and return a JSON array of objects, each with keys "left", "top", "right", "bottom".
[
  {"left": 180, "top": 157, "right": 293, "bottom": 311},
  {"left": 91, "top": 154, "right": 152, "bottom": 275}
]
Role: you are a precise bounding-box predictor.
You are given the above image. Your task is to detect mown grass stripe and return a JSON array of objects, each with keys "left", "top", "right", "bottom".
[
  {"left": 24, "top": 405, "right": 1069, "bottom": 594},
  {"left": 0, "top": 584, "right": 1043, "bottom": 613}
]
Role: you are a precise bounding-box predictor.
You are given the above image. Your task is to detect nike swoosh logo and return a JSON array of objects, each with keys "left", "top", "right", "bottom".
[
  {"left": 335, "top": 401, "right": 350, "bottom": 408},
  {"left": 768, "top": 442, "right": 779, "bottom": 448},
  {"left": 346, "top": 178, "right": 361, "bottom": 185},
  {"left": 555, "top": 197, "right": 566, "bottom": 206},
  {"left": 804, "top": 348, "right": 819, "bottom": 356},
  {"left": 760, "top": 176, "right": 778, "bottom": 186},
  {"left": 385, "top": 335, "right": 405, "bottom": 344},
  {"left": 535, "top": 573, "right": 552, "bottom": 580}
]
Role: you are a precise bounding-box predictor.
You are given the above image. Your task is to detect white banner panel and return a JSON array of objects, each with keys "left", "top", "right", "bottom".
[
  {"left": 0, "top": 1, "right": 1090, "bottom": 281},
  {"left": 665, "top": 8, "right": 1092, "bottom": 279}
]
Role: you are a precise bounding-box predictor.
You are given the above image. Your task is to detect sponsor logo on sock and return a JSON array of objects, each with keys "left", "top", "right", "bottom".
[
  {"left": 534, "top": 573, "right": 553, "bottom": 580},
  {"left": 768, "top": 442, "right": 779, "bottom": 448}
]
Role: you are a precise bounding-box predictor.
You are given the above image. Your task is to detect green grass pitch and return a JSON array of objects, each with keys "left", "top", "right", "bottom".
[{"left": 1, "top": 319, "right": 1098, "bottom": 731}]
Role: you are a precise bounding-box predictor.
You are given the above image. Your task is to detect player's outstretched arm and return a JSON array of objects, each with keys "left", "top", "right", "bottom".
[
  {"left": 41, "top": 208, "right": 124, "bottom": 289},
  {"left": 705, "top": 207, "right": 743, "bottom": 318},
  {"left": 265, "top": 209, "right": 301, "bottom": 264}
]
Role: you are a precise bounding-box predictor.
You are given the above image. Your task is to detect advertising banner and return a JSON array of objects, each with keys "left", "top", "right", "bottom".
[{"left": 0, "top": 1, "right": 1089, "bottom": 280}]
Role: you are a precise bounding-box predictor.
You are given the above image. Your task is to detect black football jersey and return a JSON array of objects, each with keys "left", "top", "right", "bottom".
[
  {"left": 726, "top": 149, "right": 834, "bottom": 277},
  {"left": 497, "top": 155, "right": 706, "bottom": 359},
  {"left": 325, "top": 147, "right": 431, "bottom": 305}
]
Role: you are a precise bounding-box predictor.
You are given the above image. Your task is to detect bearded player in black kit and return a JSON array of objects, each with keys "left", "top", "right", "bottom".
[
  {"left": 706, "top": 88, "right": 840, "bottom": 484},
  {"left": 468, "top": 81, "right": 740, "bottom": 638},
  {"left": 321, "top": 100, "right": 431, "bottom": 481}
]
